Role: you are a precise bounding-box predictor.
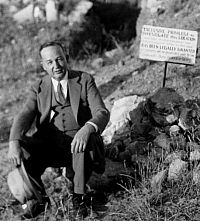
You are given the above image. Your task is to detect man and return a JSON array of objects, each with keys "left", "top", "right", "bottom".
[{"left": 7, "top": 41, "right": 110, "bottom": 219}]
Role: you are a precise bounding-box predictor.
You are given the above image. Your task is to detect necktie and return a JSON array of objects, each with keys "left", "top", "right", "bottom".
[{"left": 57, "top": 82, "right": 66, "bottom": 104}]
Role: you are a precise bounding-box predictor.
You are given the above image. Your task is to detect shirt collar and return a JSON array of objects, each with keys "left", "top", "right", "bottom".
[{"left": 51, "top": 75, "right": 68, "bottom": 92}]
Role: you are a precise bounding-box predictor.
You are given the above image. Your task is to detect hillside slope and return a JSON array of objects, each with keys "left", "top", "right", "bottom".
[{"left": 1, "top": 0, "right": 200, "bottom": 220}]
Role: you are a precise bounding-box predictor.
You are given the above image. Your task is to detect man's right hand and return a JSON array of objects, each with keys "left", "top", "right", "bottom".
[{"left": 7, "top": 140, "right": 23, "bottom": 167}]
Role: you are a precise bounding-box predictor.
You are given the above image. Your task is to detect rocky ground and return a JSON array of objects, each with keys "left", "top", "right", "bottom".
[
  {"left": 1, "top": 0, "right": 200, "bottom": 220},
  {"left": 1, "top": 51, "right": 200, "bottom": 220}
]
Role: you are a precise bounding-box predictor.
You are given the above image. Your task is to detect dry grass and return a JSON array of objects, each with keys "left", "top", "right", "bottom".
[{"left": 1, "top": 0, "right": 200, "bottom": 220}]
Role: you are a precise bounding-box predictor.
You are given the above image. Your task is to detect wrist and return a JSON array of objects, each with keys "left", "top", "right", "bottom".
[
  {"left": 85, "top": 123, "right": 95, "bottom": 133},
  {"left": 9, "top": 140, "right": 21, "bottom": 148}
]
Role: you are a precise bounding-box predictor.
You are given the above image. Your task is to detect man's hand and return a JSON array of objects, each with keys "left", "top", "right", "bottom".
[
  {"left": 7, "top": 140, "right": 23, "bottom": 167},
  {"left": 71, "top": 124, "right": 95, "bottom": 154}
]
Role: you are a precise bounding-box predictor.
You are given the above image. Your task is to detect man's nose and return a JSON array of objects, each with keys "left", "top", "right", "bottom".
[{"left": 54, "top": 60, "right": 61, "bottom": 68}]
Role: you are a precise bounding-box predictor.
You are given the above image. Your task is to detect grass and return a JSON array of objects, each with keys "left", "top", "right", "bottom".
[{"left": 1, "top": 0, "right": 200, "bottom": 220}]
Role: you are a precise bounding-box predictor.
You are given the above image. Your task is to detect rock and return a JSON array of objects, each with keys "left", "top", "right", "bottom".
[
  {"left": 117, "top": 140, "right": 149, "bottom": 162},
  {"left": 68, "top": 0, "right": 93, "bottom": 26},
  {"left": 168, "top": 159, "right": 187, "bottom": 181},
  {"left": 193, "top": 164, "right": 200, "bottom": 184},
  {"left": 140, "top": 0, "right": 165, "bottom": 14},
  {"left": 9, "top": 5, "right": 18, "bottom": 14},
  {"left": 45, "top": 0, "right": 58, "bottom": 22},
  {"left": 127, "top": 140, "right": 149, "bottom": 156},
  {"left": 169, "top": 133, "right": 186, "bottom": 150},
  {"left": 132, "top": 71, "right": 138, "bottom": 76},
  {"left": 105, "top": 140, "right": 124, "bottom": 160},
  {"left": 118, "top": 60, "right": 125, "bottom": 67},
  {"left": 110, "top": 96, "right": 145, "bottom": 124},
  {"left": 151, "top": 169, "right": 167, "bottom": 193},
  {"left": 190, "top": 150, "right": 200, "bottom": 161},
  {"left": 179, "top": 102, "right": 200, "bottom": 131},
  {"left": 148, "top": 88, "right": 184, "bottom": 126},
  {"left": 102, "top": 121, "right": 130, "bottom": 145},
  {"left": 129, "top": 101, "right": 153, "bottom": 140},
  {"left": 169, "top": 125, "right": 180, "bottom": 136},
  {"left": 154, "top": 133, "right": 170, "bottom": 150},
  {"left": 102, "top": 95, "right": 145, "bottom": 144},
  {"left": 33, "top": 5, "right": 45, "bottom": 21},
  {"left": 91, "top": 58, "right": 104, "bottom": 69},
  {"left": 105, "top": 48, "right": 123, "bottom": 59},
  {"left": 164, "top": 151, "right": 186, "bottom": 165},
  {"left": 13, "top": 4, "right": 34, "bottom": 23}
]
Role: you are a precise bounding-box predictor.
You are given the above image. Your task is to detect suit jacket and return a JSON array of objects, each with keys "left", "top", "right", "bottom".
[{"left": 9, "top": 70, "right": 110, "bottom": 141}]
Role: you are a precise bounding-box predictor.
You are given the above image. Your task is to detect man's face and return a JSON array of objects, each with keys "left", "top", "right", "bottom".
[{"left": 40, "top": 45, "right": 68, "bottom": 81}]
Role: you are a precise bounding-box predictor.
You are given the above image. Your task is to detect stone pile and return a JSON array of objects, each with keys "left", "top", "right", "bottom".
[{"left": 104, "top": 87, "right": 200, "bottom": 192}]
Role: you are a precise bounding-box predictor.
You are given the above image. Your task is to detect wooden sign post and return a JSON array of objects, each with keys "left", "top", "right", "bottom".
[{"left": 139, "top": 25, "right": 198, "bottom": 87}]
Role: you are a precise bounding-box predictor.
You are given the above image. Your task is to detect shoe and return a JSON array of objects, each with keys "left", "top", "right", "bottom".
[
  {"left": 21, "top": 197, "right": 50, "bottom": 219},
  {"left": 72, "top": 194, "right": 88, "bottom": 219}
]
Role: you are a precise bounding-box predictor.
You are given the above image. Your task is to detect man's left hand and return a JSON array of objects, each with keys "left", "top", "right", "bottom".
[{"left": 71, "top": 124, "right": 95, "bottom": 154}]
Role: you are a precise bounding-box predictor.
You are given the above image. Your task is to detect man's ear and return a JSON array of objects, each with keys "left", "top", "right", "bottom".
[{"left": 40, "top": 61, "right": 46, "bottom": 71}]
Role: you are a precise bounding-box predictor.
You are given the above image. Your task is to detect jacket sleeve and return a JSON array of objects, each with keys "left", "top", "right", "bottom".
[
  {"left": 85, "top": 74, "right": 110, "bottom": 133},
  {"left": 9, "top": 83, "right": 39, "bottom": 141}
]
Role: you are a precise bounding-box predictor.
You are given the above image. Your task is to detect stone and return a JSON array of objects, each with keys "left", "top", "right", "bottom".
[
  {"left": 13, "top": 4, "right": 34, "bottom": 23},
  {"left": 45, "top": 0, "right": 58, "bottom": 22},
  {"left": 168, "top": 159, "right": 187, "bottom": 181},
  {"left": 110, "top": 96, "right": 145, "bottom": 124},
  {"left": 193, "top": 164, "right": 200, "bottom": 184},
  {"left": 105, "top": 48, "right": 123, "bottom": 59},
  {"left": 68, "top": 0, "right": 93, "bottom": 26},
  {"left": 151, "top": 169, "right": 167, "bottom": 193},
  {"left": 190, "top": 150, "right": 200, "bottom": 161},
  {"left": 9, "top": 5, "right": 18, "bottom": 14},
  {"left": 164, "top": 151, "right": 186, "bottom": 165},
  {"left": 102, "top": 95, "right": 145, "bottom": 144},
  {"left": 140, "top": 0, "right": 165, "bottom": 14},
  {"left": 91, "top": 58, "right": 104, "bottom": 69},
  {"left": 33, "top": 5, "right": 45, "bottom": 21},
  {"left": 154, "top": 133, "right": 170, "bottom": 150},
  {"left": 118, "top": 60, "right": 125, "bottom": 67},
  {"left": 102, "top": 121, "right": 130, "bottom": 145},
  {"left": 132, "top": 71, "right": 138, "bottom": 77}
]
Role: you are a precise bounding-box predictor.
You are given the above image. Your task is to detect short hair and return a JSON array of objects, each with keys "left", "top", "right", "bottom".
[{"left": 39, "top": 41, "right": 69, "bottom": 59}]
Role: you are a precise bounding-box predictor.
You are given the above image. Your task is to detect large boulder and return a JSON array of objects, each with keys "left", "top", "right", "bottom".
[{"left": 102, "top": 95, "right": 145, "bottom": 144}]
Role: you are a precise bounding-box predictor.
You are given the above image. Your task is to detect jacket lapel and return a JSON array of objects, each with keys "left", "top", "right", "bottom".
[
  {"left": 39, "top": 75, "right": 52, "bottom": 123},
  {"left": 68, "top": 71, "right": 81, "bottom": 122}
]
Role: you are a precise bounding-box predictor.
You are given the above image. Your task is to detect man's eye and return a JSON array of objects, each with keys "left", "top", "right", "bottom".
[
  {"left": 47, "top": 61, "right": 52, "bottom": 65},
  {"left": 58, "top": 57, "right": 64, "bottom": 61}
]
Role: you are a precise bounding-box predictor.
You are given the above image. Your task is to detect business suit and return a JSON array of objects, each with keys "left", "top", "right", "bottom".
[
  {"left": 10, "top": 70, "right": 109, "bottom": 140},
  {"left": 9, "top": 70, "right": 110, "bottom": 195}
]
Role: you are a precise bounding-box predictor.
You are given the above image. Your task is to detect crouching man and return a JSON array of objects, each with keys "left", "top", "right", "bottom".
[{"left": 7, "top": 41, "right": 110, "bottom": 219}]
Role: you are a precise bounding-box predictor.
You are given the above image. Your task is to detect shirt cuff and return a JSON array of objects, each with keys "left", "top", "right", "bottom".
[{"left": 86, "top": 121, "right": 98, "bottom": 132}]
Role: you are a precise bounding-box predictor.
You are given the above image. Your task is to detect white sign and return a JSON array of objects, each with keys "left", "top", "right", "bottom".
[{"left": 139, "top": 25, "right": 198, "bottom": 65}]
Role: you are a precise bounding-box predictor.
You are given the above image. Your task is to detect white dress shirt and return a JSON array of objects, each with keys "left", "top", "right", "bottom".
[{"left": 50, "top": 77, "right": 98, "bottom": 132}]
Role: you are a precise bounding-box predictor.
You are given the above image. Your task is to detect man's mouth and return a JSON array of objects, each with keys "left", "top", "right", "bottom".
[{"left": 54, "top": 70, "right": 63, "bottom": 74}]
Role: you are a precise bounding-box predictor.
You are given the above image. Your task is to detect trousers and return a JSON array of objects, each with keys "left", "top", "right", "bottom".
[{"left": 20, "top": 131, "right": 105, "bottom": 197}]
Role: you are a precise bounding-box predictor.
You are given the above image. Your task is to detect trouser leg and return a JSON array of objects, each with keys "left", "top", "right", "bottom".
[
  {"left": 72, "top": 133, "right": 105, "bottom": 194},
  {"left": 72, "top": 151, "right": 93, "bottom": 194}
]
